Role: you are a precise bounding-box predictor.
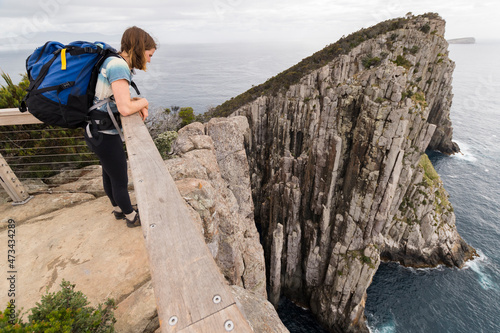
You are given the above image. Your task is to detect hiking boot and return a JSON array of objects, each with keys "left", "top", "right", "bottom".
[
  {"left": 113, "top": 211, "right": 126, "bottom": 220},
  {"left": 126, "top": 211, "right": 141, "bottom": 228},
  {"left": 112, "top": 205, "right": 137, "bottom": 220}
]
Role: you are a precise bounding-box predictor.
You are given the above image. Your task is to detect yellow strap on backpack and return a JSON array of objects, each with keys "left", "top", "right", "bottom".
[{"left": 61, "top": 48, "right": 67, "bottom": 70}]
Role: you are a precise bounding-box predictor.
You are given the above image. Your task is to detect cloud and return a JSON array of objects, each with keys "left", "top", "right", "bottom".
[{"left": 1, "top": 0, "right": 499, "bottom": 46}]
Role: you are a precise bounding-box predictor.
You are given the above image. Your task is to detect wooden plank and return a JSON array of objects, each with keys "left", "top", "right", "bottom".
[
  {"left": 178, "top": 304, "right": 252, "bottom": 332},
  {"left": 0, "top": 108, "right": 42, "bottom": 126},
  {"left": 0, "top": 153, "right": 29, "bottom": 202},
  {"left": 0, "top": 175, "right": 20, "bottom": 201},
  {"left": 121, "top": 114, "right": 253, "bottom": 333}
]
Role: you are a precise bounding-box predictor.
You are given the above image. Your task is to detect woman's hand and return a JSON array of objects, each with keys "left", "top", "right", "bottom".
[
  {"left": 138, "top": 107, "right": 148, "bottom": 121},
  {"left": 132, "top": 97, "right": 148, "bottom": 121}
]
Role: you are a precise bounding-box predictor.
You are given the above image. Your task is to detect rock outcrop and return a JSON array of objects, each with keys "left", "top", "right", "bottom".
[
  {"left": 207, "top": 13, "right": 477, "bottom": 332},
  {"left": 167, "top": 117, "right": 267, "bottom": 297}
]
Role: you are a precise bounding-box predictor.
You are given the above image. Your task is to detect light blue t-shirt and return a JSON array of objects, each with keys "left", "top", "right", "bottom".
[{"left": 93, "top": 56, "right": 132, "bottom": 134}]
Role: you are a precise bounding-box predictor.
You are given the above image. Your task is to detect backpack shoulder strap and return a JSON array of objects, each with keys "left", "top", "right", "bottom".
[
  {"left": 130, "top": 80, "right": 141, "bottom": 95},
  {"left": 102, "top": 53, "right": 142, "bottom": 96}
]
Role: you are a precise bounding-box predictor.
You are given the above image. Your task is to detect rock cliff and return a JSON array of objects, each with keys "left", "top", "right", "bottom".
[
  {"left": 207, "top": 13, "right": 476, "bottom": 332},
  {"left": 167, "top": 117, "right": 267, "bottom": 297}
]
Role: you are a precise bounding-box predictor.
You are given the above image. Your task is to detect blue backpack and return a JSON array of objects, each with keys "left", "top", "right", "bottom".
[{"left": 20, "top": 41, "right": 138, "bottom": 130}]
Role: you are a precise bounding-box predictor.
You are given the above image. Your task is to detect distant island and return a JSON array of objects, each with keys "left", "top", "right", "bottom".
[{"left": 448, "top": 37, "right": 476, "bottom": 44}]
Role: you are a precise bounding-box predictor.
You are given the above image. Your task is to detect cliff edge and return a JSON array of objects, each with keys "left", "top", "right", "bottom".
[
  {"left": 0, "top": 117, "right": 287, "bottom": 333},
  {"left": 207, "top": 13, "right": 476, "bottom": 332}
]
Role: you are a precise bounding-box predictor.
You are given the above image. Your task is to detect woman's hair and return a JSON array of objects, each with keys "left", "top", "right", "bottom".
[{"left": 120, "top": 26, "right": 157, "bottom": 70}]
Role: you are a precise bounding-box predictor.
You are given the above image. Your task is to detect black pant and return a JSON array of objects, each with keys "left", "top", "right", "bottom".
[{"left": 84, "top": 132, "right": 134, "bottom": 214}]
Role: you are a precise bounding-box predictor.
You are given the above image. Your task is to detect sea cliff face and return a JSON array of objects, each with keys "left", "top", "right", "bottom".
[{"left": 223, "top": 14, "right": 476, "bottom": 332}]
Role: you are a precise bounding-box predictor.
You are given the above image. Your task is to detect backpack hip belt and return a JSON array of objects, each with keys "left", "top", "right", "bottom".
[{"left": 86, "top": 98, "right": 125, "bottom": 143}]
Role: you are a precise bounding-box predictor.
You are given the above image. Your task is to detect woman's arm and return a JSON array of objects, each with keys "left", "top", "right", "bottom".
[{"left": 111, "top": 79, "right": 149, "bottom": 119}]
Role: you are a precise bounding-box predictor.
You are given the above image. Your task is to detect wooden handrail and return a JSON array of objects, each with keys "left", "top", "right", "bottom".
[
  {"left": 0, "top": 108, "right": 42, "bottom": 126},
  {"left": 121, "top": 113, "right": 252, "bottom": 332}
]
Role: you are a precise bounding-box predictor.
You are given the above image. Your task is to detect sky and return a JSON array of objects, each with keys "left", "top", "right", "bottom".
[{"left": 0, "top": 0, "right": 499, "bottom": 50}]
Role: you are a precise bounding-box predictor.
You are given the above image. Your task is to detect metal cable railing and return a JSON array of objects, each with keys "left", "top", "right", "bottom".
[{"left": 0, "top": 123, "right": 105, "bottom": 198}]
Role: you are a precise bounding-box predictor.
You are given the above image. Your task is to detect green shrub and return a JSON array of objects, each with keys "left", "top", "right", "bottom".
[
  {"left": 154, "top": 131, "right": 178, "bottom": 159},
  {"left": 392, "top": 55, "right": 412, "bottom": 69},
  {"left": 362, "top": 56, "right": 381, "bottom": 68},
  {"left": 420, "top": 23, "right": 431, "bottom": 33},
  {"left": 178, "top": 107, "right": 195, "bottom": 128},
  {"left": 0, "top": 280, "right": 116, "bottom": 332},
  {"left": 361, "top": 255, "right": 372, "bottom": 265},
  {"left": 0, "top": 72, "right": 29, "bottom": 109}
]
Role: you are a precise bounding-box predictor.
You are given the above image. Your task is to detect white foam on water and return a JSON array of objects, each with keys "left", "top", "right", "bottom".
[
  {"left": 401, "top": 264, "right": 445, "bottom": 274},
  {"left": 452, "top": 140, "right": 477, "bottom": 162},
  {"left": 463, "top": 249, "right": 487, "bottom": 269},
  {"left": 368, "top": 320, "right": 396, "bottom": 333},
  {"left": 463, "top": 250, "right": 499, "bottom": 290},
  {"left": 415, "top": 265, "right": 445, "bottom": 273},
  {"left": 367, "top": 312, "right": 397, "bottom": 333}
]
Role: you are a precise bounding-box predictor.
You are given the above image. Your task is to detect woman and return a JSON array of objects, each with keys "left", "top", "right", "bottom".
[{"left": 85, "top": 26, "right": 157, "bottom": 228}]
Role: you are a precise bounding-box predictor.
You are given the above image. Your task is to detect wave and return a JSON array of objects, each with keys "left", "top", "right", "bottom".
[
  {"left": 367, "top": 319, "right": 396, "bottom": 333},
  {"left": 452, "top": 140, "right": 477, "bottom": 162},
  {"left": 463, "top": 250, "right": 499, "bottom": 290},
  {"left": 462, "top": 249, "right": 488, "bottom": 269},
  {"left": 397, "top": 264, "right": 446, "bottom": 275}
]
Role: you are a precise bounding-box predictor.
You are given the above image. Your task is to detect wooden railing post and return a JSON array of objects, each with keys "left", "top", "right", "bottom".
[
  {"left": 121, "top": 113, "right": 253, "bottom": 333},
  {"left": 0, "top": 152, "right": 32, "bottom": 205}
]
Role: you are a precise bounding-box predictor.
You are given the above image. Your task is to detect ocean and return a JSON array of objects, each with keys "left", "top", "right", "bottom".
[
  {"left": 0, "top": 41, "right": 319, "bottom": 113},
  {"left": 1, "top": 39, "right": 499, "bottom": 333}
]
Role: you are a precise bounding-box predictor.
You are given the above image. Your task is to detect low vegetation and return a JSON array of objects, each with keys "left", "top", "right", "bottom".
[
  {"left": 0, "top": 280, "right": 116, "bottom": 332},
  {"left": 154, "top": 131, "right": 178, "bottom": 159},
  {"left": 392, "top": 55, "right": 413, "bottom": 69},
  {"left": 0, "top": 72, "right": 29, "bottom": 109},
  {"left": 362, "top": 56, "right": 381, "bottom": 68},
  {"left": 419, "top": 154, "right": 453, "bottom": 214}
]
